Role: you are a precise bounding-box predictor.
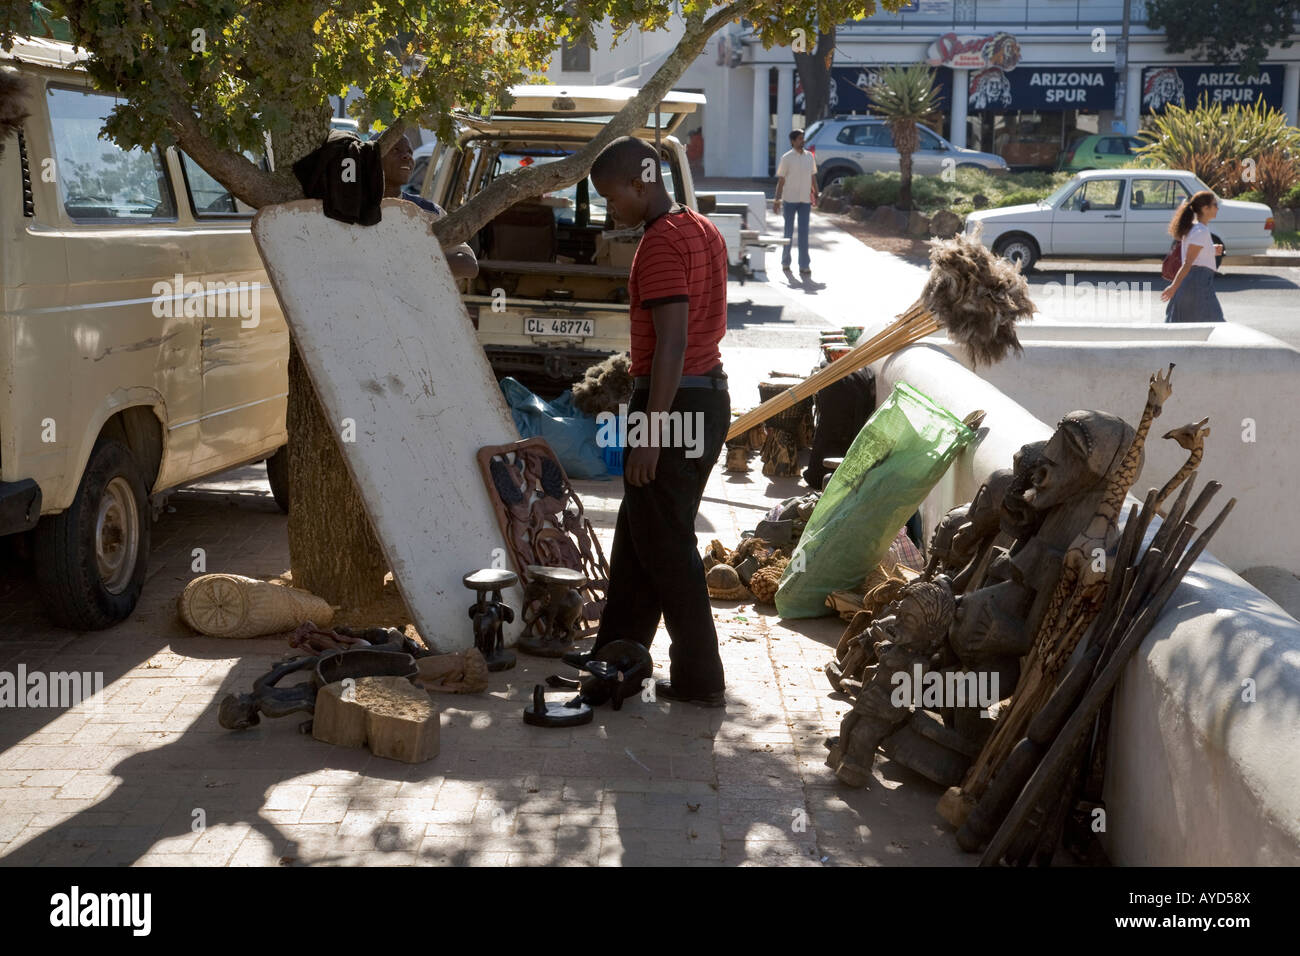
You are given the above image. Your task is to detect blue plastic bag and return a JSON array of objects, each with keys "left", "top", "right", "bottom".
[{"left": 499, "top": 377, "right": 609, "bottom": 479}]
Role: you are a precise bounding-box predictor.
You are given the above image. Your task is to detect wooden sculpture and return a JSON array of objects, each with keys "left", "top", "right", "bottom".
[
  {"left": 476, "top": 438, "right": 610, "bottom": 637},
  {"left": 964, "top": 367, "right": 1173, "bottom": 795},
  {"left": 825, "top": 578, "right": 957, "bottom": 787}
]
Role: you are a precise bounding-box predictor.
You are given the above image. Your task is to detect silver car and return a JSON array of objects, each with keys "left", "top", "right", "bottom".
[{"left": 804, "top": 116, "right": 1007, "bottom": 190}]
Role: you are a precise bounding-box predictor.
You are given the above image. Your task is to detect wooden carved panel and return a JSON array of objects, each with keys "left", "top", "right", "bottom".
[{"left": 476, "top": 438, "right": 610, "bottom": 636}]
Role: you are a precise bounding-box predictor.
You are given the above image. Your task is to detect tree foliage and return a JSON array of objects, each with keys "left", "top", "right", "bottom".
[
  {"left": 2, "top": 0, "right": 905, "bottom": 238},
  {"left": 1146, "top": 0, "right": 1299, "bottom": 77}
]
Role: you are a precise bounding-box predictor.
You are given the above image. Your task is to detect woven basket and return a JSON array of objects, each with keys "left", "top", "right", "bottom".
[{"left": 178, "top": 573, "right": 334, "bottom": 638}]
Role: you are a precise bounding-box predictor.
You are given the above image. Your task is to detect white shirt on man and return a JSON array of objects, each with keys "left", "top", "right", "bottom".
[
  {"left": 1182, "top": 222, "right": 1217, "bottom": 271},
  {"left": 776, "top": 148, "right": 817, "bottom": 204}
]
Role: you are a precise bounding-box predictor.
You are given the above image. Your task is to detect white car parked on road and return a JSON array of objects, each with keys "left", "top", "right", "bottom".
[{"left": 966, "top": 169, "right": 1275, "bottom": 271}]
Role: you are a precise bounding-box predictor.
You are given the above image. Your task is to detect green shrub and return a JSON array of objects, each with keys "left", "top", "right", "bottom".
[
  {"left": 1236, "top": 189, "right": 1266, "bottom": 204},
  {"left": 1282, "top": 183, "right": 1300, "bottom": 209},
  {"left": 1135, "top": 96, "right": 1300, "bottom": 197},
  {"left": 846, "top": 173, "right": 901, "bottom": 208},
  {"left": 994, "top": 191, "right": 1043, "bottom": 207},
  {"left": 840, "top": 168, "right": 1071, "bottom": 222}
]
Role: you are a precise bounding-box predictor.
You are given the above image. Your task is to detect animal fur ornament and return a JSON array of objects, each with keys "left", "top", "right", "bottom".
[{"left": 571, "top": 352, "right": 633, "bottom": 417}]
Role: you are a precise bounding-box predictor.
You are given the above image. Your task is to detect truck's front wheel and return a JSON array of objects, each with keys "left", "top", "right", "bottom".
[{"left": 34, "top": 438, "right": 150, "bottom": 629}]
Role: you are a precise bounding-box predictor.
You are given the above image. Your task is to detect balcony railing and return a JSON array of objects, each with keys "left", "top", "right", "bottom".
[{"left": 840, "top": 0, "right": 1160, "bottom": 32}]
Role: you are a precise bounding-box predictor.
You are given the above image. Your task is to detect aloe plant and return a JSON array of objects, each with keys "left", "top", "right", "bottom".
[
  {"left": 1136, "top": 96, "right": 1300, "bottom": 199},
  {"left": 866, "top": 63, "right": 943, "bottom": 210}
]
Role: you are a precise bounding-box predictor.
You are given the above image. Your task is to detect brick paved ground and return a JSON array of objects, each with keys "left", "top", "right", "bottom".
[{"left": 0, "top": 344, "right": 971, "bottom": 867}]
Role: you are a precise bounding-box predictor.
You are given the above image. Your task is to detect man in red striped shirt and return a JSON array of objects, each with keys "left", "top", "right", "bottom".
[{"left": 567, "top": 136, "right": 729, "bottom": 706}]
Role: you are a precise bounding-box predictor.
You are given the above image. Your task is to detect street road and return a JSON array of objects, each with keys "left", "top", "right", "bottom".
[
  {"left": 1029, "top": 260, "right": 1300, "bottom": 350},
  {"left": 726, "top": 239, "right": 1300, "bottom": 353}
]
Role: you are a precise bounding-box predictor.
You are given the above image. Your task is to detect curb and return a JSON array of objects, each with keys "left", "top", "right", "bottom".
[{"left": 1237, "top": 254, "right": 1300, "bottom": 266}]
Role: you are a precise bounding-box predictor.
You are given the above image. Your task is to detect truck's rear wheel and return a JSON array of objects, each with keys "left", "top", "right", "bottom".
[{"left": 34, "top": 438, "right": 150, "bottom": 629}]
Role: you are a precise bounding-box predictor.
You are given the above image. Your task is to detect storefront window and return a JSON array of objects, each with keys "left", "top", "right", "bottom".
[{"left": 968, "top": 109, "right": 1101, "bottom": 169}]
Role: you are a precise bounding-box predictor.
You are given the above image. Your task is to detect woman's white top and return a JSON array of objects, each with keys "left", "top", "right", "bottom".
[{"left": 1182, "top": 222, "right": 1217, "bottom": 271}]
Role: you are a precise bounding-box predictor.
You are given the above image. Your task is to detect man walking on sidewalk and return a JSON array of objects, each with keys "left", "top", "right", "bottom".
[
  {"left": 569, "top": 136, "right": 730, "bottom": 707},
  {"left": 774, "top": 129, "right": 818, "bottom": 277}
]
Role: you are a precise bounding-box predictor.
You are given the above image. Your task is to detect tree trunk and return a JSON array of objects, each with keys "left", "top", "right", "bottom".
[
  {"left": 898, "top": 150, "right": 914, "bottom": 210},
  {"left": 287, "top": 339, "right": 388, "bottom": 607},
  {"left": 792, "top": 28, "right": 836, "bottom": 125}
]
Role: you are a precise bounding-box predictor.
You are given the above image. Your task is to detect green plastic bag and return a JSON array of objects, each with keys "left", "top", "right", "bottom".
[{"left": 775, "top": 382, "right": 975, "bottom": 619}]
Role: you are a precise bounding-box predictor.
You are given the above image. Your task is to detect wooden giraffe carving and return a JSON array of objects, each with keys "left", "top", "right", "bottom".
[
  {"left": 1034, "top": 365, "right": 1175, "bottom": 676},
  {"left": 1155, "top": 417, "right": 1211, "bottom": 510}
]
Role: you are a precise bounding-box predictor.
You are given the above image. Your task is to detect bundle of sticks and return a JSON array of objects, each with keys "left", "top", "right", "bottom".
[
  {"left": 954, "top": 473, "right": 1234, "bottom": 864},
  {"left": 727, "top": 230, "right": 1035, "bottom": 441}
]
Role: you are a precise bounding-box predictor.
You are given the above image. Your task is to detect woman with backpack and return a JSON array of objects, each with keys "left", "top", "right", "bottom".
[{"left": 1160, "top": 190, "right": 1225, "bottom": 322}]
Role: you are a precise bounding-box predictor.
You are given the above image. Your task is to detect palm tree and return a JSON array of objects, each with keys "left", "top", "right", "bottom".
[{"left": 867, "top": 64, "right": 942, "bottom": 211}]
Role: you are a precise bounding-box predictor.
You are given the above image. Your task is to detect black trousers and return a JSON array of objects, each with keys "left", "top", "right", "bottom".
[{"left": 593, "top": 384, "right": 730, "bottom": 694}]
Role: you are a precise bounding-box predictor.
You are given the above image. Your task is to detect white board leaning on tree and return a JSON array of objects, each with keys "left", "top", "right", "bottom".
[{"left": 253, "top": 198, "right": 521, "bottom": 650}]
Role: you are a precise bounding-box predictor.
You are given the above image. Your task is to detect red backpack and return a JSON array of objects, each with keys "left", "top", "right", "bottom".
[{"left": 1161, "top": 238, "right": 1182, "bottom": 281}]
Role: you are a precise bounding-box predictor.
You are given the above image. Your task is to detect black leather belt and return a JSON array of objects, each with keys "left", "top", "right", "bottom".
[{"left": 633, "top": 375, "right": 728, "bottom": 390}]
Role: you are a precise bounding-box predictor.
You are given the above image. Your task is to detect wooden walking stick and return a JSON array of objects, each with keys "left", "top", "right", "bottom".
[{"left": 726, "top": 231, "right": 1036, "bottom": 441}]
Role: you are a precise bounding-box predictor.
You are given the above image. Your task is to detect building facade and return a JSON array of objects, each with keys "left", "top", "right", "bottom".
[{"left": 547, "top": 0, "right": 1300, "bottom": 178}]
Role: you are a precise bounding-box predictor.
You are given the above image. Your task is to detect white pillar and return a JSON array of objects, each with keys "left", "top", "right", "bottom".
[
  {"left": 1126, "top": 63, "right": 1142, "bottom": 135},
  {"left": 751, "top": 66, "right": 769, "bottom": 177},
  {"left": 706, "top": 71, "right": 728, "bottom": 178},
  {"left": 777, "top": 65, "right": 794, "bottom": 144},
  {"left": 1284, "top": 64, "right": 1300, "bottom": 128},
  {"left": 949, "top": 68, "right": 969, "bottom": 147}
]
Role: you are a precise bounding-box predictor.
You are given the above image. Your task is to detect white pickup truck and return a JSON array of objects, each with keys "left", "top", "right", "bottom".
[{"left": 412, "top": 86, "right": 708, "bottom": 396}]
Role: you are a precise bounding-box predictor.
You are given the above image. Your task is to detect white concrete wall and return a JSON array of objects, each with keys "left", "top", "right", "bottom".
[
  {"left": 921, "top": 322, "right": 1300, "bottom": 576},
  {"left": 871, "top": 344, "right": 1300, "bottom": 865}
]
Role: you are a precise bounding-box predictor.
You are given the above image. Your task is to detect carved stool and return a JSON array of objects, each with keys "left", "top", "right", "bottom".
[
  {"left": 464, "top": 568, "right": 518, "bottom": 672},
  {"left": 518, "top": 565, "right": 586, "bottom": 658}
]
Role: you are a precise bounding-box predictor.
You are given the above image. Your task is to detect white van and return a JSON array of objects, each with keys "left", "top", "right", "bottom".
[{"left": 0, "top": 38, "right": 289, "bottom": 629}]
